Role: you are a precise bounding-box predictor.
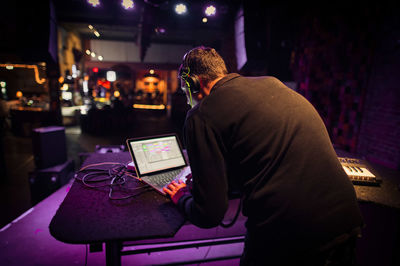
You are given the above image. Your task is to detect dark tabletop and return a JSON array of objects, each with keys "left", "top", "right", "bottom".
[
  {"left": 49, "top": 150, "right": 400, "bottom": 244},
  {"left": 49, "top": 152, "right": 185, "bottom": 244},
  {"left": 336, "top": 149, "right": 400, "bottom": 210}
]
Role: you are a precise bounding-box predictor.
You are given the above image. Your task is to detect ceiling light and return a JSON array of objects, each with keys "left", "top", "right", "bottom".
[
  {"left": 86, "top": 49, "right": 91, "bottom": 55},
  {"left": 202, "top": 17, "right": 208, "bottom": 23},
  {"left": 98, "top": 55, "right": 104, "bottom": 61},
  {"left": 122, "top": 0, "right": 134, "bottom": 10},
  {"left": 175, "top": 3, "right": 187, "bottom": 15},
  {"left": 87, "top": 0, "right": 100, "bottom": 7},
  {"left": 204, "top": 5, "right": 216, "bottom": 16},
  {"left": 94, "top": 31, "right": 100, "bottom": 37},
  {"left": 88, "top": 25, "right": 94, "bottom": 30},
  {"left": 91, "top": 52, "right": 96, "bottom": 57}
]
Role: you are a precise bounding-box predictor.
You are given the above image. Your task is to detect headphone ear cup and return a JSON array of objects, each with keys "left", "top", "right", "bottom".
[{"left": 188, "top": 74, "right": 200, "bottom": 94}]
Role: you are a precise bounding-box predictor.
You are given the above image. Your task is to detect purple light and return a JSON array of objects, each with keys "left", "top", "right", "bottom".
[
  {"left": 87, "top": 0, "right": 100, "bottom": 7},
  {"left": 204, "top": 5, "right": 216, "bottom": 16},
  {"left": 122, "top": 0, "right": 134, "bottom": 10},
  {"left": 155, "top": 27, "right": 166, "bottom": 34}
]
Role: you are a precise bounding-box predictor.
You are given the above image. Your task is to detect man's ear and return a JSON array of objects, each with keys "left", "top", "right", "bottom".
[{"left": 198, "top": 76, "right": 212, "bottom": 96}]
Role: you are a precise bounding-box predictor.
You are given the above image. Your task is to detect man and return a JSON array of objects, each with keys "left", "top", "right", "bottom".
[{"left": 164, "top": 46, "right": 363, "bottom": 265}]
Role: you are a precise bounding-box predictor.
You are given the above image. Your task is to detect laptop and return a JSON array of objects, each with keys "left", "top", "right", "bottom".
[{"left": 126, "top": 134, "right": 191, "bottom": 195}]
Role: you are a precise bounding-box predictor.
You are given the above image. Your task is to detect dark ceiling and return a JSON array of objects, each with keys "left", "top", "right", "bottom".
[{"left": 54, "top": 0, "right": 241, "bottom": 46}]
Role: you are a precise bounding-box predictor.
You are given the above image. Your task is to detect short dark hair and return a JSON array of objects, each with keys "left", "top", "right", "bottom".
[{"left": 179, "top": 46, "right": 228, "bottom": 85}]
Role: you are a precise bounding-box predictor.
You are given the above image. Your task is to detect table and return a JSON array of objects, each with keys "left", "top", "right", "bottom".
[
  {"left": 49, "top": 152, "right": 186, "bottom": 265},
  {"left": 50, "top": 151, "right": 400, "bottom": 266}
]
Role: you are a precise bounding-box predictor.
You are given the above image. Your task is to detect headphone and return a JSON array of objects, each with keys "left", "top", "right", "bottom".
[{"left": 180, "top": 52, "right": 201, "bottom": 107}]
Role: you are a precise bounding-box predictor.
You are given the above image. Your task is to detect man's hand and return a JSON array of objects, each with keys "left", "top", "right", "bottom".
[{"left": 163, "top": 180, "right": 187, "bottom": 204}]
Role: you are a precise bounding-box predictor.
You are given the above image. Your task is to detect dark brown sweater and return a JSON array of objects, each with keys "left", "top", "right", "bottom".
[{"left": 178, "top": 73, "right": 363, "bottom": 262}]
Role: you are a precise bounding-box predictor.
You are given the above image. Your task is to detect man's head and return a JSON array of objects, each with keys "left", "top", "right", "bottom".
[{"left": 178, "top": 46, "right": 228, "bottom": 107}]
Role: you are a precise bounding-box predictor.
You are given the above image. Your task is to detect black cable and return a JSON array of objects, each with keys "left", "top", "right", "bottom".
[{"left": 75, "top": 162, "right": 150, "bottom": 200}]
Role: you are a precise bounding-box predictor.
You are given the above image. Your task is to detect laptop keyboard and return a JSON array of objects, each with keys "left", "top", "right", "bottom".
[{"left": 152, "top": 169, "right": 183, "bottom": 187}]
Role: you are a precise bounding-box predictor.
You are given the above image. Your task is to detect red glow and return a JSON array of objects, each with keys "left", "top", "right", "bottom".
[
  {"left": 97, "top": 80, "right": 110, "bottom": 89},
  {"left": 92, "top": 67, "right": 99, "bottom": 73}
]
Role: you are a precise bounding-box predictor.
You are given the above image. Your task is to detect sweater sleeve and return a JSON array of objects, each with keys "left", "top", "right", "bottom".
[{"left": 177, "top": 112, "right": 229, "bottom": 228}]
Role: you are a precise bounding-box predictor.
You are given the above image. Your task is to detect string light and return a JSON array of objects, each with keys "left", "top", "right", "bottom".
[{"left": 0, "top": 64, "right": 46, "bottom": 84}]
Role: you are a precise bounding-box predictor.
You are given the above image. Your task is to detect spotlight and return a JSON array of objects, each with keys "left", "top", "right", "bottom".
[
  {"left": 122, "top": 0, "right": 134, "bottom": 10},
  {"left": 91, "top": 52, "right": 96, "bottom": 58},
  {"left": 88, "top": 25, "right": 94, "bottom": 30},
  {"left": 85, "top": 49, "right": 91, "bottom": 55},
  {"left": 204, "top": 5, "right": 216, "bottom": 16},
  {"left": 175, "top": 3, "right": 187, "bottom": 15},
  {"left": 87, "top": 0, "right": 100, "bottom": 7},
  {"left": 94, "top": 31, "right": 100, "bottom": 37},
  {"left": 98, "top": 55, "right": 104, "bottom": 61},
  {"left": 202, "top": 17, "right": 208, "bottom": 23}
]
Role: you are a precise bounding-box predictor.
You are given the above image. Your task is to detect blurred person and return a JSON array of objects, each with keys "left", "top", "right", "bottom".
[{"left": 164, "top": 46, "right": 363, "bottom": 265}]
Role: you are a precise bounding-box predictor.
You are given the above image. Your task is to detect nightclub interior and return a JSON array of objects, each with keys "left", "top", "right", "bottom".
[{"left": 0, "top": 1, "right": 399, "bottom": 265}]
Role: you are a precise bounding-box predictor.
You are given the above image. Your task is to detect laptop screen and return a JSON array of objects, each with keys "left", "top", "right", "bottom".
[{"left": 127, "top": 135, "right": 187, "bottom": 175}]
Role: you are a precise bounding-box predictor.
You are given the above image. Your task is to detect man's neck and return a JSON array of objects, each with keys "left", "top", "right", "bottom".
[{"left": 203, "top": 75, "right": 225, "bottom": 96}]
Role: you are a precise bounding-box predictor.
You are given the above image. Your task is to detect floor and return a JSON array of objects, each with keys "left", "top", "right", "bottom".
[{"left": 0, "top": 110, "right": 244, "bottom": 265}]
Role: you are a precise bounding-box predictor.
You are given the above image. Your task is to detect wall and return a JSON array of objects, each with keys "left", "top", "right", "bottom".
[
  {"left": 90, "top": 40, "right": 193, "bottom": 64},
  {"left": 357, "top": 14, "right": 400, "bottom": 169},
  {"left": 290, "top": 4, "right": 400, "bottom": 169}
]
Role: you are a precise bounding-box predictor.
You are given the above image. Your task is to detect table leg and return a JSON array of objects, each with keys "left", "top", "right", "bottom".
[{"left": 106, "top": 241, "right": 122, "bottom": 266}]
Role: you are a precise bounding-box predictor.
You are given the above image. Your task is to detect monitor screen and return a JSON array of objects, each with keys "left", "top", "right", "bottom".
[{"left": 127, "top": 135, "right": 186, "bottom": 175}]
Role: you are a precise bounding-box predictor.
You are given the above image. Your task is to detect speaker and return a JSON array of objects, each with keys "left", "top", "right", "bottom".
[
  {"left": 29, "top": 159, "right": 74, "bottom": 205},
  {"left": 32, "top": 126, "right": 67, "bottom": 169}
]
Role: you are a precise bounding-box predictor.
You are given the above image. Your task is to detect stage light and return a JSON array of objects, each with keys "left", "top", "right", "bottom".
[
  {"left": 85, "top": 49, "right": 91, "bottom": 55},
  {"left": 204, "top": 5, "right": 216, "bottom": 16},
  {"left": 87, "top": 0, "right": 100, "bottom": 7},
  {"left": 94, "top": 31, "right": 100, "bottom": 37},
  {"left": 6, "top": 65, "right": 13, "bottom": 70},
  {"left": 0, "top": 81, "right": 6, "bottom": 87},
  {"left": 122, "top": 0, "right": 134, "bottom": 10},
  {"left": 98, "top": 55, "right": 104, "bottom": 61},
  {"left": 88, "top": 25, "right": 94, "bottom": 30},
  {"left": 175, "top": 3, "right": 187, "bottom": 15},
  {"left": 91, "top": 52, "right": 96, "bottom": 58},
  {"left": 92, "top": 67, "right": 99, "bottom": 73},
  {"left": 202, "top": 17, "right": 208, "bottom": 23},
  {"left": 149, "top": 69, "right": 155, "bottom": 74},
  {"left": 16, "top": 91, "right": 23, "bottom": 98},
  {"left": 114, "top": 91, "right": 120, "bottom": 98}
]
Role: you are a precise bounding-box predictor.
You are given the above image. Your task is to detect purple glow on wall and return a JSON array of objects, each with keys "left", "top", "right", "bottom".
[{"left": 235, "top": 7, "right": 247, "bottom": 70}]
